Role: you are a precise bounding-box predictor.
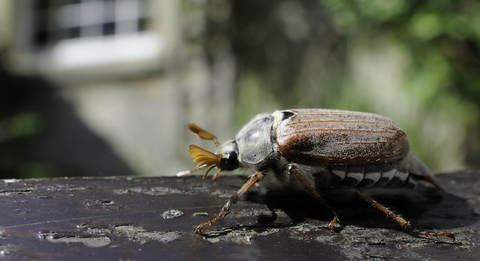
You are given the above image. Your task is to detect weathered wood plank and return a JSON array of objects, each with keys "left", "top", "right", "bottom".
[{"left": 0, "top": 171, "right": 478, "bottom": 260}]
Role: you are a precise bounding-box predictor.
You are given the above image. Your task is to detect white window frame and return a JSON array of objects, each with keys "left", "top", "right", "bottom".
[{"left": 14, "top": 0, "right": 163, "bottom": 80}]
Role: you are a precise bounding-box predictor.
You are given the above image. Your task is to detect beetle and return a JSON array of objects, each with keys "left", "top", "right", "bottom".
[{"left": 185, "top": 108, "right": 454, "bottom": 239}]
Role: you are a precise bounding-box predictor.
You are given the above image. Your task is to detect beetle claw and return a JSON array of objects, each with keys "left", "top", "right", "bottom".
[{"left": 327, "top": 216, "right": 342, "bottom": 232}]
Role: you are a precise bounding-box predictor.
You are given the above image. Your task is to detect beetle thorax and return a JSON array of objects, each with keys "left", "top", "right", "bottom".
[{"left": 235, "top": 113, "right": 275, "bottom": 166}]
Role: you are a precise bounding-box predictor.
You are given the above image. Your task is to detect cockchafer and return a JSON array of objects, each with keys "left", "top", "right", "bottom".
[{"left": 182, "top": 109, "right": 454, "bottom": 239}]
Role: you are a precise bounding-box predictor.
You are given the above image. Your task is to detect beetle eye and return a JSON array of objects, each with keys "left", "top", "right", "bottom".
[
  {"left": 226, "top": 151, "right": 239, "bottom": 167},
  {"left": 220, "top": 151, "right": 239, "bottom": 170}
]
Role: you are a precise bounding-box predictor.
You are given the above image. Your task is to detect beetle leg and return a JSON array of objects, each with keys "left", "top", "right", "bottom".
[
  {"left": 288, "top": 165, "right": 340, "bottom": 231},
  {"left": 355, "top": 191, "right": 455, "bottom": 239},
  {"left": 195, "top": 171, "right": 264, "bottom": 234}
]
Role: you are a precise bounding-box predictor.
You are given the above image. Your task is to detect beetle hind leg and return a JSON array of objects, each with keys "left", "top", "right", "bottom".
[{"left": 355, "top": 191, "right": 455, "bottom": 240}]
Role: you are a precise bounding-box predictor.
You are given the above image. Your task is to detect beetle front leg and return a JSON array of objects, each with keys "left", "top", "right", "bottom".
[
  {"left": 288, "top": 165, "right": 340, "bottom": 231},
  {"left": 196, "top": 171, "right": 264, "bottom": 234}
]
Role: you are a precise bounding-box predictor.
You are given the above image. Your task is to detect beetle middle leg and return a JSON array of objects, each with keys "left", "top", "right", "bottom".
[
  {"left": 195, "top": 171, "right": 264, "bottom": 234},
  {"left": 355, "top": 190, "right": 455, "bottom": 239},
  {"left": 288, "top": 165, "right": 340, "bottom": 230}
]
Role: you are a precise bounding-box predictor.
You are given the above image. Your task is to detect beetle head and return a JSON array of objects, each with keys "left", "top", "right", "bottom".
[{"left": 188, "top": 123, "right": 240, "bottom": 180}]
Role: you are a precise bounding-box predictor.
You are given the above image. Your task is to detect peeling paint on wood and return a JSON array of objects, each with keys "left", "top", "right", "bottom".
[{"left": 0, "top": 171, "right": 478, "bottom": 260}]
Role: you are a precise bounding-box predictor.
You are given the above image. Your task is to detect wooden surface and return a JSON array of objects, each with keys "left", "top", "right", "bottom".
[{"left": 0, "top": 170, "right": 479, "bottom": 260}]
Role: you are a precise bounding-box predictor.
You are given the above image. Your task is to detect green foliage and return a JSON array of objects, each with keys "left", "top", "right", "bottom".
[
  {"left": 0, "top": 113, "right": 43, "bottom": 143},
  {"left": 0, "top": 113, "right": 49, "bottom": 178},
  {"left": 231, "top": 0, "right": 480, "bottom": 170},
  {"left": 318, "top": 0, "right": 480, "bottom": 170}
]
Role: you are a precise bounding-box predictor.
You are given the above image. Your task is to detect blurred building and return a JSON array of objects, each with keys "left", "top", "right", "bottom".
[{"left": 1, "top": 0, "right": 236, "bottom": 177}]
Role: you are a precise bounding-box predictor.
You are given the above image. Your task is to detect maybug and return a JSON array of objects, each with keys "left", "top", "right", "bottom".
[{"left": 185, "top": 108, "right": 454, "bottom": 239}]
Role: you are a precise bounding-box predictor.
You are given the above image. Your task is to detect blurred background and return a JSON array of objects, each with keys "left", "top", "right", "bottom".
[{"left": 1, "top": 0, "right": 479, "bottom": 179}]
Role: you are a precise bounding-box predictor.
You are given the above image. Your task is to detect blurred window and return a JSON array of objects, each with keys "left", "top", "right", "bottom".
[{"left": 19, "top": 0, "right": 160, "bottom": 69}]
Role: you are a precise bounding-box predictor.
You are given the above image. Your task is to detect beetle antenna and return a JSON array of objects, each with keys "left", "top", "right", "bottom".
[
  {"left": 189, "top": 144, "right": 223, "bottom": 180},
  {"left": 188, "top": 123, "right": 220, "bottom": 147}
]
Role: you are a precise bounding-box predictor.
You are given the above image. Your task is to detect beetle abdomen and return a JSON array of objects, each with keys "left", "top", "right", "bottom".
[{"left": 313, "top": 157, "right": 415, "bottom": 189}]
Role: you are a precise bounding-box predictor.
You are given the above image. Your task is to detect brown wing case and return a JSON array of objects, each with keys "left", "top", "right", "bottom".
[{"left": 275, "top": 109, "right": 409, "bottom": 165}]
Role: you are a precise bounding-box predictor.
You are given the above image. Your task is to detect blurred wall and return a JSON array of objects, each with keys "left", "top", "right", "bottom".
[{"left": 1, "top": 0, "right": 235, "bottom": 177}]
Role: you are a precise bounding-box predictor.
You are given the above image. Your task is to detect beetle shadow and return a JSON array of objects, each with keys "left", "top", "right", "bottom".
[{"left": 243, "top": 182, "right": 478, "bottom": 232}]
